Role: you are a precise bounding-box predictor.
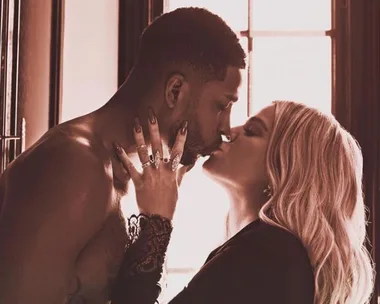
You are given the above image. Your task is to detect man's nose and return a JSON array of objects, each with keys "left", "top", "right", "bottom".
[{"left": 229, "top": 130, "right": 238, "bottom": 142}]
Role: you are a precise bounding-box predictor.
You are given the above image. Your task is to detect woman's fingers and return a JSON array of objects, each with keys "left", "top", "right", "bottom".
[
  {"left": 147, "top": 108, "right": 164, "bottom": 169},
  {"left": 114, "top": 142, "right": 140, "bottom": 183},
  {"left": 133, "top": 117, "right": 152, "bottom": 170},
  {"left": 169, "top": 121, "right": 188, "bottom": 171}
]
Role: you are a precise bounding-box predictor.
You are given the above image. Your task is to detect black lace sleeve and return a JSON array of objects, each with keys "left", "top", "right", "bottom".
[{"left": 111, "top": 213, "right": 173, "bottom": 304}]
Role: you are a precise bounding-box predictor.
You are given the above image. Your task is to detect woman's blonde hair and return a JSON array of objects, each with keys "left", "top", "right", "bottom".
[{"left": 259, "top": 101, "right": 375, "bottom": 303}]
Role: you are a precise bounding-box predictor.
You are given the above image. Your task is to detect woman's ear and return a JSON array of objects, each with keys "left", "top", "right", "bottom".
[{"left": 165, "top": 74, "right": 189, "bottom": 109}]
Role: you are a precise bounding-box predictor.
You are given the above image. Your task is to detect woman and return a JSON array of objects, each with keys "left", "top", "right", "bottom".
[{"left": 112, "top": 101, "right": 375, "bottom": 304}]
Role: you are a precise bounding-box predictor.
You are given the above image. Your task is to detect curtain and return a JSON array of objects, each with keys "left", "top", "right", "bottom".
[
  {"left": 334, "top": 1, "right": 380, "bottom": 302},
  {"left": 118, "top": 0, "right": 164, "bottom": 87}
]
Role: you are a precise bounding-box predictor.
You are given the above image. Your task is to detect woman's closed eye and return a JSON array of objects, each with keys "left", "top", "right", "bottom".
[{"left": 243, "top": 124, "right": 262, "bottom": 137}]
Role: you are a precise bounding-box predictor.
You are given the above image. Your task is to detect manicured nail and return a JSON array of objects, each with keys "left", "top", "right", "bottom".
[
  {"left": 180, "top": 120, "right": 188, "bottom": 135},
  {"left": 134, "top": 117, "right": 142, "bottom": 133},
  {"left": 148, "top": 107, "right": 156, "bottom": 124},
  {"left": 114, "top": 142, "right": 123, "bottom": 155}
]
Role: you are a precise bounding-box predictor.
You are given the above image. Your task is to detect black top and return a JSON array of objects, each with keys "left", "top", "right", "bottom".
[
  {"left": 112, "top": 217, "right": 315, "bottom": 304},
  {"left": 169, "top": 219, "right": 315, "bottom": 304}
]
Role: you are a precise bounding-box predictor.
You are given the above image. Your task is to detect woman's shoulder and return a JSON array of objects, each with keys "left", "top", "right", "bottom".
[{"left": 241, "top": 220, "right": 313, "bottom": 268}]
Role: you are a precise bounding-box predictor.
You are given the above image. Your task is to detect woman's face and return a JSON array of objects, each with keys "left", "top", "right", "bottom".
[{"left": 203, "top": 104, "right": 275, "bottom": 190}]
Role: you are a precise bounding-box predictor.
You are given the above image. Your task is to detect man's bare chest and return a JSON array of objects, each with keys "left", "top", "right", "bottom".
[{"left": 67, "top": 207, "right": 129, "bottom": 303}]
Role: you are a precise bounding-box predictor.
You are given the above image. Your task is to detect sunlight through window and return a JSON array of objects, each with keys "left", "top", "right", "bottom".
[
  {"left": 167, "top": 0, "right": 248, "bottom": 31},
  {"left": 252, "top": 37, "right": 332, "bottom": 114},
  {"left": 252, "top": 0, "right": 331, "bottom": 30}
]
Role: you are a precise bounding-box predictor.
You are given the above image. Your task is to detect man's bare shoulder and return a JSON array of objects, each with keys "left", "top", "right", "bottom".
[
  {"left": 4, "top": 127, "right": 114, "bottom": 212},
  {"left": 12, "top": 125, "right": 106, "bottom": 171}
]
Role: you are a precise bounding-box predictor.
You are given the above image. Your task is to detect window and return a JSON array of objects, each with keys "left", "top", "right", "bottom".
[
  {"left": 0, "top": 0, "right": 23, "bottom": 172},
  {"left": 156, "top": 1, "right": 333, "bottom": 302}
]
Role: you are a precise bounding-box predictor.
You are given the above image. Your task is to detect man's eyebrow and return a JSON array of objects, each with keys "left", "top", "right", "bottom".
[{"left": 246, "top": 116, "right": 268, "bottom": 132}]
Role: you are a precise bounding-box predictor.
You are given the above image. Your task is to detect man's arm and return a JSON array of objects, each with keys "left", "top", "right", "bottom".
[{"left": 0, "top": 140, "right": 112, "bottom": 304}]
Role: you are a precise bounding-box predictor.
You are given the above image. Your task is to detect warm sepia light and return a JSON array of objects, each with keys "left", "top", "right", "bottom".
[
  {"left": 252, "top": 0, "right": 331, "bottom": 31},
  {"left": 167, "top": 0, "right": 248, "bottom": 31},
  {"left": 60, "top": 0, "right": 118, "bottom": 123},
  {"left": 251, "top": 36, "right": 332, "bottom": 114},
  {"left": 163, "top": 1, "right": 333, "bottom": 302}
]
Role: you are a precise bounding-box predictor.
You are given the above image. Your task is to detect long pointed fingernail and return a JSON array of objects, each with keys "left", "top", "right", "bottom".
[
  {"left": 148, "top": 107, "right": 156, "bottom": 124},
  {"left": 134, "top": 117, "right": 142, "bottom": 133},
  {"left": 180, "top": 120, "right": 188, "bottom": 135},
  {"left": 114, "top": 142, "right": 123, "bottom": 155}
]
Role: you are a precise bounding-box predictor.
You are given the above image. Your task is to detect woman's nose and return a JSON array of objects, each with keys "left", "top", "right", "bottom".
[{"left": 229, "top": 130, "right": 239, "bottom": 142}]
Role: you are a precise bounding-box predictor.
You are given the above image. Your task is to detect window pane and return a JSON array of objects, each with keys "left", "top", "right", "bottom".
[
  {"left": 162, "top": 164, "right": 230, "bottom": 301},
  {"left": 252, "top": 0, "right": 331, "bottom": 31},
  {"left": 166, "top": 164, "right": 229, "bottom": 270},
  {"left": 252, "top": 37, "right": 331, "bottom": 114},
  {"left": 168, "top": 0, "right": 248, "bottom": 31}
]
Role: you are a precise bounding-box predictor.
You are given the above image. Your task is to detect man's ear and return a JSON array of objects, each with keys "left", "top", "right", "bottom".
[{"left": 165, "top": 74, "right": 189, "bottom": 109}]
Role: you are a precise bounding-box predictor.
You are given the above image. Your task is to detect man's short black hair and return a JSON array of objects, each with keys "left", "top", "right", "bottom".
[{"left": 135, "top": 7, "right": 246, "bottom": 82}]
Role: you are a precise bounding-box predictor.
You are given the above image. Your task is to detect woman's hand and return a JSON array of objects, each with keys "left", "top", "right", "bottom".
[{"left": 114, "top": 115, "right": 189, "bottom": 220}]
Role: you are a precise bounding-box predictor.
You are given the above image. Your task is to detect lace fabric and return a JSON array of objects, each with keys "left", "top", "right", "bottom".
[
  {"left": 123, "top": 213, "right": 173, "bottom": 276},
  {"left": 110, "top": 213, "right": 173, "bottom": 303}
]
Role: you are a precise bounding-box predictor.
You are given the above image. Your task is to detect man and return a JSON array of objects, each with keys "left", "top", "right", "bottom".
[{"left": 0, "top": 7, "right": 245, "bottom": 304}]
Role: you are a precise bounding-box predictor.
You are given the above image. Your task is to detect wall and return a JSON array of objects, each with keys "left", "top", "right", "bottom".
[{"left": 19, "top": 0, "right": 52, "bottom": 149}]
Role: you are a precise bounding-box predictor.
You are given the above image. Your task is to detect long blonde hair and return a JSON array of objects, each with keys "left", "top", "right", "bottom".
[{"left": 259, "top": 101, "right": 375, "bottom": 303}]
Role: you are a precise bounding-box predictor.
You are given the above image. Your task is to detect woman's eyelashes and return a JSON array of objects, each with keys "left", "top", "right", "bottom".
[{"left": 243, "top": 124, "right": 261, "bottom": 137}]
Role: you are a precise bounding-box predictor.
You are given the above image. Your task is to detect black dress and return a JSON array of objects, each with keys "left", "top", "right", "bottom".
[
  {"left": 112, "top": 217, "right": 315, "bottom": 304},
  {"left": 169, "top": 219, "right": 315, "bottom": 303}
]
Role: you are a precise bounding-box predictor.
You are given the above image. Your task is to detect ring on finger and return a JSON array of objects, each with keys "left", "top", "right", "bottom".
[
  {"left": 162, "top": 157, "right": 170, "bottom": 164},
  {"left": 137, "top": 144, "right": 147, "bottom": 150},
  {"left": 141, "top": 161, "right": 152, "bottom": 169},
  {"left": 152, "top": 150, "right": 161, "bottom": 169},
  {"left": 170, "top": 154, "right": 181, "bottom": 172}
]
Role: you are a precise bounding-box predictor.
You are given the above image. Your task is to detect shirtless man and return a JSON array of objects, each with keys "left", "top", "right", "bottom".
[{"left": 0, "top": 7, "right": 245, "bottom": 304}]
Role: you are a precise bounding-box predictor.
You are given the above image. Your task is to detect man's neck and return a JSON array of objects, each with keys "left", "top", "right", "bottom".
[
  {"left": 91, "top": 103, "right": 136, "bottom": 154},
  {"left": 88, "top": 82, "right": 144, "bottom": 153},
  {"left": 89, "top": 77, "right": 169, "bottom": 159}
]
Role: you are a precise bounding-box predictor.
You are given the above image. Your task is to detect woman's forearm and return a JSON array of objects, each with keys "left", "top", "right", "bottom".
[{"left": 111, "top": 213, "right": 172, "bottom": 304}]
